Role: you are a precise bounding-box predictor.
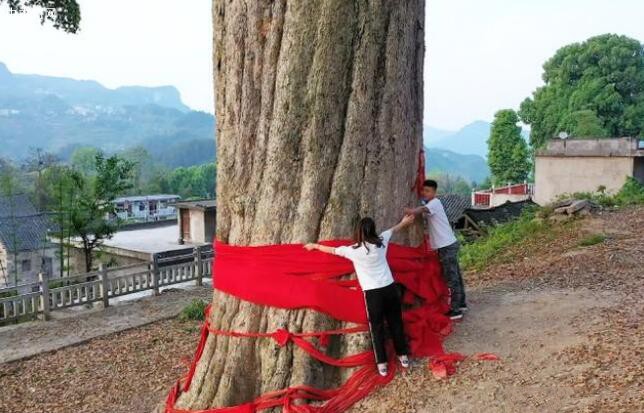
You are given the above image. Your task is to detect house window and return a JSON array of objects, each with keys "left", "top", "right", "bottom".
[
  {"left": 139, "top": 202, "right": 146, "bottom": 211},
  {"left": 21, "top": 259, "right": 31, "bottom": 272}
]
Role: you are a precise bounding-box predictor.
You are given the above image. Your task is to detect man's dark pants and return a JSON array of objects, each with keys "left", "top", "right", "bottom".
[{"left": 437, "top": 241, "right": 466, "bottom": 311}]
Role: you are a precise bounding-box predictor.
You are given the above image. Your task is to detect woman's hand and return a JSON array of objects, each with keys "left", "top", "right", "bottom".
[
  {"left": 303, "top": 243, "right": 318, "bottom": 251},
  {"left": 400, "top": 214, "right": 415, "bottom": 226}
]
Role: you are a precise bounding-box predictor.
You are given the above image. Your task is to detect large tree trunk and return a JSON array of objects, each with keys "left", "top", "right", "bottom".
[{"left": 176, "top": 0, "right": 425, "bottom": 409}]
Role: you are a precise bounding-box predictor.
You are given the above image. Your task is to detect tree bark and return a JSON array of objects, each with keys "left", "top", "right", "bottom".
[{"left": 176, "top": 0, "right": 425, "bottom": 409}]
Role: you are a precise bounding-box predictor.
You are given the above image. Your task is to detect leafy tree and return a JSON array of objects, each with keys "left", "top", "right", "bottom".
[
  {"left": 427, "top": 172, "right": 472, "bottom": 197},
  {"left": 1, "top": 0, "right": 80, "bottom": 33},
  {"left": 0, "top": 163, "right": 21, "bottom": 286},
  {"left": 21, "top": 148, "right": 59, "bottom": 211},
  {"left": 563, "top": 110, "right": 609, "bottom": 138},
  {"left": 41, "top": 165, "right": 79, "bottom": 278},
  {"left": 68, "top": 154, "right": 133, "bottom": 272},
  {"left": 519, "top": 34, "right": 644, "bottom": 147},
  {"left": 70, "top": 146, "right": 101, "bottom": 175},
  {"left": 143, "top": 163, "right": 216, "bottom": 199},
  {"left": 488, "top": 109, "right": 530, "bottom": 185}
]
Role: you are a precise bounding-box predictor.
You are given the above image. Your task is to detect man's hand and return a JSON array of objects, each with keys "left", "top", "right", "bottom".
[
  {"left": 404, "top": 207, "right": 416, "bottom": 216},
  {"left": 303, "top": 243, "right": 318, "bottom": 251}
]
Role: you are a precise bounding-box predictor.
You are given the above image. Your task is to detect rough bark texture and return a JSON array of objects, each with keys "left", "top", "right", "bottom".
[{"left": 176, "top": 0, "right": 425, "bottom": 409}]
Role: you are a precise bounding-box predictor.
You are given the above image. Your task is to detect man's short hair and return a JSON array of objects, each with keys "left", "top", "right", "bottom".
[{"left": 423, "top": 179, "right": 438, "bottom": 189}]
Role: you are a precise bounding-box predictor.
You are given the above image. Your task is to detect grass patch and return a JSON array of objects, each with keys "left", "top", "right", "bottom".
[
  {"left": 179, "top": 299, "right": 207, "bottom": 321},
  {"left": 578, "top": 233, "right": 606, "bottom": 247},
  {"left": 562, "top": 177, "right": 644, "bottom": 208},
  {"left": 460, "top": 208, "right": 550, "bottom": 271}
]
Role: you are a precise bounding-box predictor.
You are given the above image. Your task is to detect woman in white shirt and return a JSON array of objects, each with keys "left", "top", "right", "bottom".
[{"left": 304, "top": 214, "right": 415, "bottom": 376}]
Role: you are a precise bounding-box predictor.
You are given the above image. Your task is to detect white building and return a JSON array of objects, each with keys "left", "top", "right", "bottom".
[{"left": 112, "top": 194, "right": 180, "bottom": 222}]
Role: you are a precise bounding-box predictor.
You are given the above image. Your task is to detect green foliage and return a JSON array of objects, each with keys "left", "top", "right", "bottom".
[
  {"left": 560, "top": 177, "right": 644, "bottom": 208},
  {"left": 615, "top": 177, "right": 644, "bottom": 205},
  {"left": 460, "top": 208, "right": 548, "bottom": 271},
  {"left": 1, "top": 0, "right": 80, "bottom": 33},
  {"left": 578, "top": 234, "right": 606, "bottom": 247},
  {"left": 427, "top": 172, "right": 472, "bottom": 196},
  {"left": 563, "top": 110, "right": 609, "bottom": 138},
  {"left": 179, "top": 299, "right": 207, "bottom": 321},
  {"left": 70, "top": 147, "right": 102, "bottom": 175},
  {"left": 146, "top": 163, "right": 216, "bottom": 200},
  {"left": 0, "top": 163, "right": 22, "bottom": 285},
  {"left": 487, "top": 109, "right": 530, "bottom": 185},
  {"left": 64, "top": 154, "right": 134, "bottom": 272},
  {"left": 519, "top": 34, "right": 644, "bottom": 147},
  {"left": 0, "top": 289, "right": 17, "bottom": 298}
]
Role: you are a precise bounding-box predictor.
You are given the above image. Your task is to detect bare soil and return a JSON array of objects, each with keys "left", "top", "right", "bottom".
[{"left": 0, "top": 207, "right": 641, "bottom": 413}]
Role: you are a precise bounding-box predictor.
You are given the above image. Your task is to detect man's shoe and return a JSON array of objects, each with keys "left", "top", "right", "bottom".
[
  {"left": 446, "top": 309, "right": 463, "bottom": 320},
  {"left": 377, "top": 363, "right": 388, "bottom": 377},
  {"left": 398, "top": 355, "right": 410, "bottom": 369},
  {"left": 459, "top": 304, "right": 468, "bottom": 312}
]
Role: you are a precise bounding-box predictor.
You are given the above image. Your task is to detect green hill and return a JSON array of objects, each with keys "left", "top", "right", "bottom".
[
  {"left": 425, "top": 147, "right": 490, "bottom": 184},
  {"left": 0, "top": 62, "right": 214, "bottom": 160}
]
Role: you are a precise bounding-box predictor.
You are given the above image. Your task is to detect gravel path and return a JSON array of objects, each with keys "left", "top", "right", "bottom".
[{"left": 0, "top": 207, "right": 641, "bottom": 413}]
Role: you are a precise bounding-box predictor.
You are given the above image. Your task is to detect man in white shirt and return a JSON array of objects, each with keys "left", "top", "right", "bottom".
[{"left": 406, "top": 179, "right": 467, "bottom": 320}]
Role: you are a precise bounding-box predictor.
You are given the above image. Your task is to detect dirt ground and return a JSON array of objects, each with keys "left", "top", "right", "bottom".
[{"left": 0, "top": 207, "right": 641, "bottom": 413}]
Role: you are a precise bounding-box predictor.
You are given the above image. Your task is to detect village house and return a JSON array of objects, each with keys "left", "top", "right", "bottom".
[
  {"left": 534, "top": 137, "right": 644, "bottom": 205},
  {"left": 111, "top": 194, "right": 180, "bottom": 223},
  {"left": 176, "top": 199, "right": 216, "bottom": 244},
  {"left": 71, "top": 199, "right": 217, "bottom": 271},
  {"left": 0, "top": 194, "right": 59, "bottom": 289}
]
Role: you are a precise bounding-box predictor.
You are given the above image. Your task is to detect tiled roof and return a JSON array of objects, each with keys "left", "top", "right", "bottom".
[
  {"left": 0, "top": 194, "right": 38, "bottom": 218},
  {"left": 464, "top": 200, "right": 536, "bottom": 227},
  {"left": 437, "top": 194, "right": 471, "bottom": 224},
  {"left": 175, "top": 199, "right": 216, "bottom": 210},
  {"left": 0, "top": 194, "right": 53, "bottom": 252},
  {"left": 113, "top": 194, "right": 181, "bottom": 203}
]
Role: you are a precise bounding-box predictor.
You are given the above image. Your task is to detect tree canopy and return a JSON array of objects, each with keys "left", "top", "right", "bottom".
[
  {"left": 1, "top": 0, "right": 80, "bottom": 33},
  {"left": 519, "top": 34, "right": 644, "bottom": 147},
  {"left": 488, "top": 109, "right": 530, "bottom": 185}
]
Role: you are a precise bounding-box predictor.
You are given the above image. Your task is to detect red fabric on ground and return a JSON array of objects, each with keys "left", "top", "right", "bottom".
[{"left": 165, "top": 238, "right": 451, "bottom": 413}]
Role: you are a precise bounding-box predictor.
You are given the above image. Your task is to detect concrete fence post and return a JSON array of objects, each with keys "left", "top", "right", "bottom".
[
  {"left": 151, "top": 254, "right": 160, "bottom": 296},
  {"left": 195, "top": 247, "right": 203, "bottom": 287},
  {"left": 99, "top": 263, "right": 109, "bottom": 308},
  {"left": 38, "top": 271, "right": 50, "bottom": 321}
]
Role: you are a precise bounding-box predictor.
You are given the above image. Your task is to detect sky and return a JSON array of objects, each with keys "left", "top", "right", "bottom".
[{"left": 0, "top": 0, "right": 643, "bottom": 131}]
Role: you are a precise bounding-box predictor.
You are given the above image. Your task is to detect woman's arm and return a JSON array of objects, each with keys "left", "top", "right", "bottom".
[
  {"left": 389, "top": 214, "right": 416, "bottom": 234},
  {"left": 304, "top": 243, "right": 336, "bottom": 254}
]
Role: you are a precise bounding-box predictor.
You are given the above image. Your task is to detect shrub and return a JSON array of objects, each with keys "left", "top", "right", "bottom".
[
  {"left": 578, "top": 234, "right": 606, "bottom": 247},
  {"left": 614, "top": 177, "right": 644, "bottom": 206},
  {"left": 179, "top": 299, "right": 207, "bottom": 321},
  {"left": 460, "top": 209, "right": 549, "bottom": 271}
]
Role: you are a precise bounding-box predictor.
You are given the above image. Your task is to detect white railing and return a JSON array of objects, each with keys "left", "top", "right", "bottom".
[{"left": 0, "top": 248, "right": 212, "bottom": 324}]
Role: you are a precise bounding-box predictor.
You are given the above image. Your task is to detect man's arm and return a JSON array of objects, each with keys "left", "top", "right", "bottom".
[
  {"left": 404, "top": 205, "right": 427, "bottom": 216},
  {"left": 303, "top": 243, "right": 336, "bottom": 255}
]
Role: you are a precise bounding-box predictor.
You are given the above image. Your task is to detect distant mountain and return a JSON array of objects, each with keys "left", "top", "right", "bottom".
[
  {"left": 0, "top": 62, "right": 214, "bottom": 160},
  {"left": 422, "top": 125, "right": 455, "bottom": 146},
  {"left": 0, "top": 62, "right": 189, "bottom": 112},
  {"left": 425, "top": 147, "right": 490, "bottom": 184},
  {"left": 427, "top": 121, "right": 491, "bottom": 158}
]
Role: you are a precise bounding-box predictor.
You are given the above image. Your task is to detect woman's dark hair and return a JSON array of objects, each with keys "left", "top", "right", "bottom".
[{"left": 353, "top": 217, "right": 383, "bottom": 252}]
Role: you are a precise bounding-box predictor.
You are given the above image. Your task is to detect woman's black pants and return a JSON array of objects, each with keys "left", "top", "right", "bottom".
[{"left": 363, "top": 283, "right": 409, "bottom": 364}]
